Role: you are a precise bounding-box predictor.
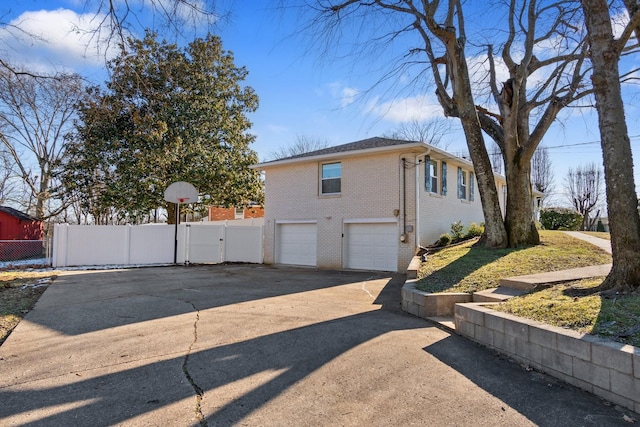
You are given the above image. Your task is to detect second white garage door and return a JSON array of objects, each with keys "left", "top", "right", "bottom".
[
  {"left": 344, "top": 222, "right": 398, "bottom": 272},
  {"left": 276, "top": 222, "right": 317, "bottom": 266}
]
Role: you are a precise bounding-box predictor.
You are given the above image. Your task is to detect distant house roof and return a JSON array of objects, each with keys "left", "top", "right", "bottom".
[{"left": 0, "top": 206, "right": 39, "bottom": 222}]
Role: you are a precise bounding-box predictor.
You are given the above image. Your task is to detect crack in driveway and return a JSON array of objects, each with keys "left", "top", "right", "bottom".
[{"left": 182, "top": 301, "right": 206, "bottom": 426}]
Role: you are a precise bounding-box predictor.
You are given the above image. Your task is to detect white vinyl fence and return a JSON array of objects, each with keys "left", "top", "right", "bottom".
[{"left": 52, "top": 223, "right": 263, "bottom": 268}]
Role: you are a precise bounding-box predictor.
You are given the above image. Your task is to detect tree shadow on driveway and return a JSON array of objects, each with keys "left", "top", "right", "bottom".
[{"left": 1, "top": 265, "right": 635, "bottom": 426}]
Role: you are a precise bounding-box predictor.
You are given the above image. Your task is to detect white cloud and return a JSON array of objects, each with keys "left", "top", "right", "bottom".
[
  {"left": 612, "top": 9, "right": 630, "bottom": 39},
  {"left": 339, "top": 87, "right": 359, "bottom": 107},
  {"left": 0, "top": 8, "right": 120, "bottom": 73},
  {"left": 365, "top": 94, "right": 442, "bottom": 123},
  {"left": 325, "top": 81, "right": 360, "bottom": 107}
]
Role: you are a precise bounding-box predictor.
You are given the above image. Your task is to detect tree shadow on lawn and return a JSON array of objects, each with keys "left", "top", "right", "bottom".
[
  {"left": 560, "top": 281, "right": 640, "bottom": 348},
  {"left": 418, "top": 242, "right": 527, "bottom": 293}
]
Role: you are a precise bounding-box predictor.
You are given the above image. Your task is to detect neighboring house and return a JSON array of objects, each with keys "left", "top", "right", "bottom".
[
  {"left": 0, "top": 206, "right": 44, "bottom": 261},
  {"left": 252, "top": 137, "right": 524, "bottom": 273},
  {"left": 208, "top": 205, "right": 265, "bottom": 221}
]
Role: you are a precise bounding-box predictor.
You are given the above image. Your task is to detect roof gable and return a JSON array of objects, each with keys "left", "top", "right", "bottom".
[{"left": 0, "top": 206, "right": 39, "bottom": 222}]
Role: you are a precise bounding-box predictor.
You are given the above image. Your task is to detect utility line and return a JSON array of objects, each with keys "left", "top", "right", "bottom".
[{"left": 544, "top": 134, "right": 640, "bottom": 149}]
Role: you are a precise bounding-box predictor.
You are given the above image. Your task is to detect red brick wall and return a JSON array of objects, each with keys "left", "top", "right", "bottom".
[{"left": 208, "top": 206, "right": 264, "bottom": 221}]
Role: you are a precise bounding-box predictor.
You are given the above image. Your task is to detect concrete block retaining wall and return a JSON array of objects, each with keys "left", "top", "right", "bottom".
[
  {"left": 402, "top": 279, "right": 471, "bottom": 317},
  {"left": 455, "top": 303, "right": 640, "bottom": 414}
]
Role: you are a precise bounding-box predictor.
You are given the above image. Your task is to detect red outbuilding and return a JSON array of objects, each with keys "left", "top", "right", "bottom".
[{"left": 0, "top": 206, "right": 44, "bottom": 261}]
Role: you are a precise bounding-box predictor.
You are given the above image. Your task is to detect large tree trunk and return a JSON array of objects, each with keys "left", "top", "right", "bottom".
[
  {"left": 460, "top": 118, "right": 508, "bottom": 248},
  {"left": 442, "top": 31, "right": 508, "bottom": 249},
  {"left": 167, "top": 203, "right": 177, "bottom": 225},
  {"left": 503, "top": 156, "right": 539, "bottom": 246},
  {"left": 35, "top": 172, "right": 50, "bottom": 220},
  {"left": 582, "top": 0, "right": 640, "bottom": 293}
]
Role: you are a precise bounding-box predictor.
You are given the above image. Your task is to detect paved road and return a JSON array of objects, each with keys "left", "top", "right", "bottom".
[{"left": 0, "top": 265, "right": 636, "bottom": 426}]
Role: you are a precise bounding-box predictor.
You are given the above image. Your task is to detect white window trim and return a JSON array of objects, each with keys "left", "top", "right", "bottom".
[
  {"left": 458, "top": 167, "right": 468, "bottom": 200},
  {"left": 426, "top": 158, "right": 439, "bottom": 194},
  {"left": 320, "top": 162, "right": 342, "bottom": 195}
]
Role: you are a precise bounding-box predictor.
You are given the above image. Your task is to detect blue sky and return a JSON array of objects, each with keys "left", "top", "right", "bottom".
[{"left": 2, "top": 0, "right": 639, "bottom": 204}]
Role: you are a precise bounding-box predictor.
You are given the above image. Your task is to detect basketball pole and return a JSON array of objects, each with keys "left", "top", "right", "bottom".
[
  {"left": 173, "top": 200, "right": 181, "bottom": 264},
  {"left": 164, "top": 182, "right": 197, "bottom": 265}
]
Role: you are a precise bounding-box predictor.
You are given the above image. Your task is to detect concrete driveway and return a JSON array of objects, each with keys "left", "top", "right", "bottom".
[{"left": 0, "top": 265, "right": 635, "bottom": 426}]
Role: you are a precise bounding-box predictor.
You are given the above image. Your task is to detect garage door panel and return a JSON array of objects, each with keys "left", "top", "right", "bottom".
[
  {"left": 345, "top": 222, "right": 398, "bottom": 272},
  {"left": 277, "top": 223, "right": 317, "bottom": 266}
]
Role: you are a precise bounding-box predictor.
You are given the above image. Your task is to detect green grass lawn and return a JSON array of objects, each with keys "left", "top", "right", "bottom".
[
  {"left": 418, "top": 230, "right": 638, "bottom": 347},
  {"left": 495, "top": 278, "right": 640, "bottom": 347},
  {"left": 417, "top": 230, "right": 612, "bottom": 293}
]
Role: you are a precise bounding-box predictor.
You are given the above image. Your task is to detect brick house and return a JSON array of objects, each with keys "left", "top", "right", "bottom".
[
  {"left": 252, "top": 137, "right": 521, "bottom": 273},
  {"left": 208, "top": 205, "right": 264, "bottom": 221}
]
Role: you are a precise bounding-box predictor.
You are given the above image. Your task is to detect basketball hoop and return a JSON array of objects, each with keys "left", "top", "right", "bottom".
[
  {"left": 164, "top": 182, "right": 198, "bottom": 205},
  {"left": 164, "top": 182, "right": 199, "bottom": 264}
]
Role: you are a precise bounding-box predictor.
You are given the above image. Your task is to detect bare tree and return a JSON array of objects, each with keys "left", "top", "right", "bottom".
[
  {"left": 270, "top": 135, "right": 331, "bottom": 160},
  {"left": 383, "top": 118, "right": 450, "bottom": 148},
  {"left": 565, "top": 163, "right": 603, "bottom": 231},
  {"left": 0, "top": 148, "right": 16, "bottom": 202},
  {"left": 0, "top": 68, "right": 83, "bottom": 219},
  {"left": 531, "top": 145, "right": 554, "bottom": 208},
  {"left": 579, "top": 0, "right": 640, "bottom": 293},
  {"left": 303, "top": 1, "right": 602, "bottom": 248}
]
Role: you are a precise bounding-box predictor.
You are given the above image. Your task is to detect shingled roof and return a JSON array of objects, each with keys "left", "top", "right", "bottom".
[
  {"left": 0, "top": 206, "right": 39, "bottom": 222},
  {"left": 266, "top": 137, "right": 421, "bottom": 163}
]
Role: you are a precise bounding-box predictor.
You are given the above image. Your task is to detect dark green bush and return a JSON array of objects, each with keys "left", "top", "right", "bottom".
[
  {"left": 540, "top": 208, "right": 582, "bottom": 231},
  {"left": 438, "top": 233, "right": 452, "bottom": 246},
  {"left": 596, "top": 220, "right": 606, "bottom": 232}
]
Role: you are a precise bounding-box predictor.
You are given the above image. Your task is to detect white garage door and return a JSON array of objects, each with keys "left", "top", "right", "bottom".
[
  {"left": 345, "top": 222, "right": 398, "bottom": 272},
  {"left": 276, "top": 222, "right": 317, "bottom": 266}
]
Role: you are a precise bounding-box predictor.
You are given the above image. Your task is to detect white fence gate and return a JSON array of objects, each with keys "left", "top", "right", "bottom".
[{"left": 52, "top": 223, "right": 262, "bottom": 268}]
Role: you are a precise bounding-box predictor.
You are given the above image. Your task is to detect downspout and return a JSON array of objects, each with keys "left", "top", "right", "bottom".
[
  {"left": 415, "top": 150, "right": 431, "bottom": 248},
  {"left": 402, "top": 158, "right": 407, "bottom": 241}
]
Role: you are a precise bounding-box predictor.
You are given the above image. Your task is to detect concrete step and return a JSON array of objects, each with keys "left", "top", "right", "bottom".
[
  {"left": 426, "top": 316, "right": 455, "bottom": 331},
  {"left": 499, "top": 264, "right": 612, "bottom": 290},
  {"left": 473, "top": 286, "right": 529, "bottom": 303}
]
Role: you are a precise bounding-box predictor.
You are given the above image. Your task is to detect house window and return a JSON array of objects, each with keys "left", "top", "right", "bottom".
[
  {"left": 425, "top": 156, "right": 438, "bottom": 193},
  {"left": 458, "top": 167, "right": 467, "bottom": 200},
  {"left": 457, "top": 168, "right": 475, "bottom": 201},
  {"left": 234, "top": 208, "right": 244, "bottom": 219},
  {"left": 321, "top": 162, "right": 341, "bottom": 194},
  {"left": 441, "top": 161, "right": 448, "bottom": 196}
]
